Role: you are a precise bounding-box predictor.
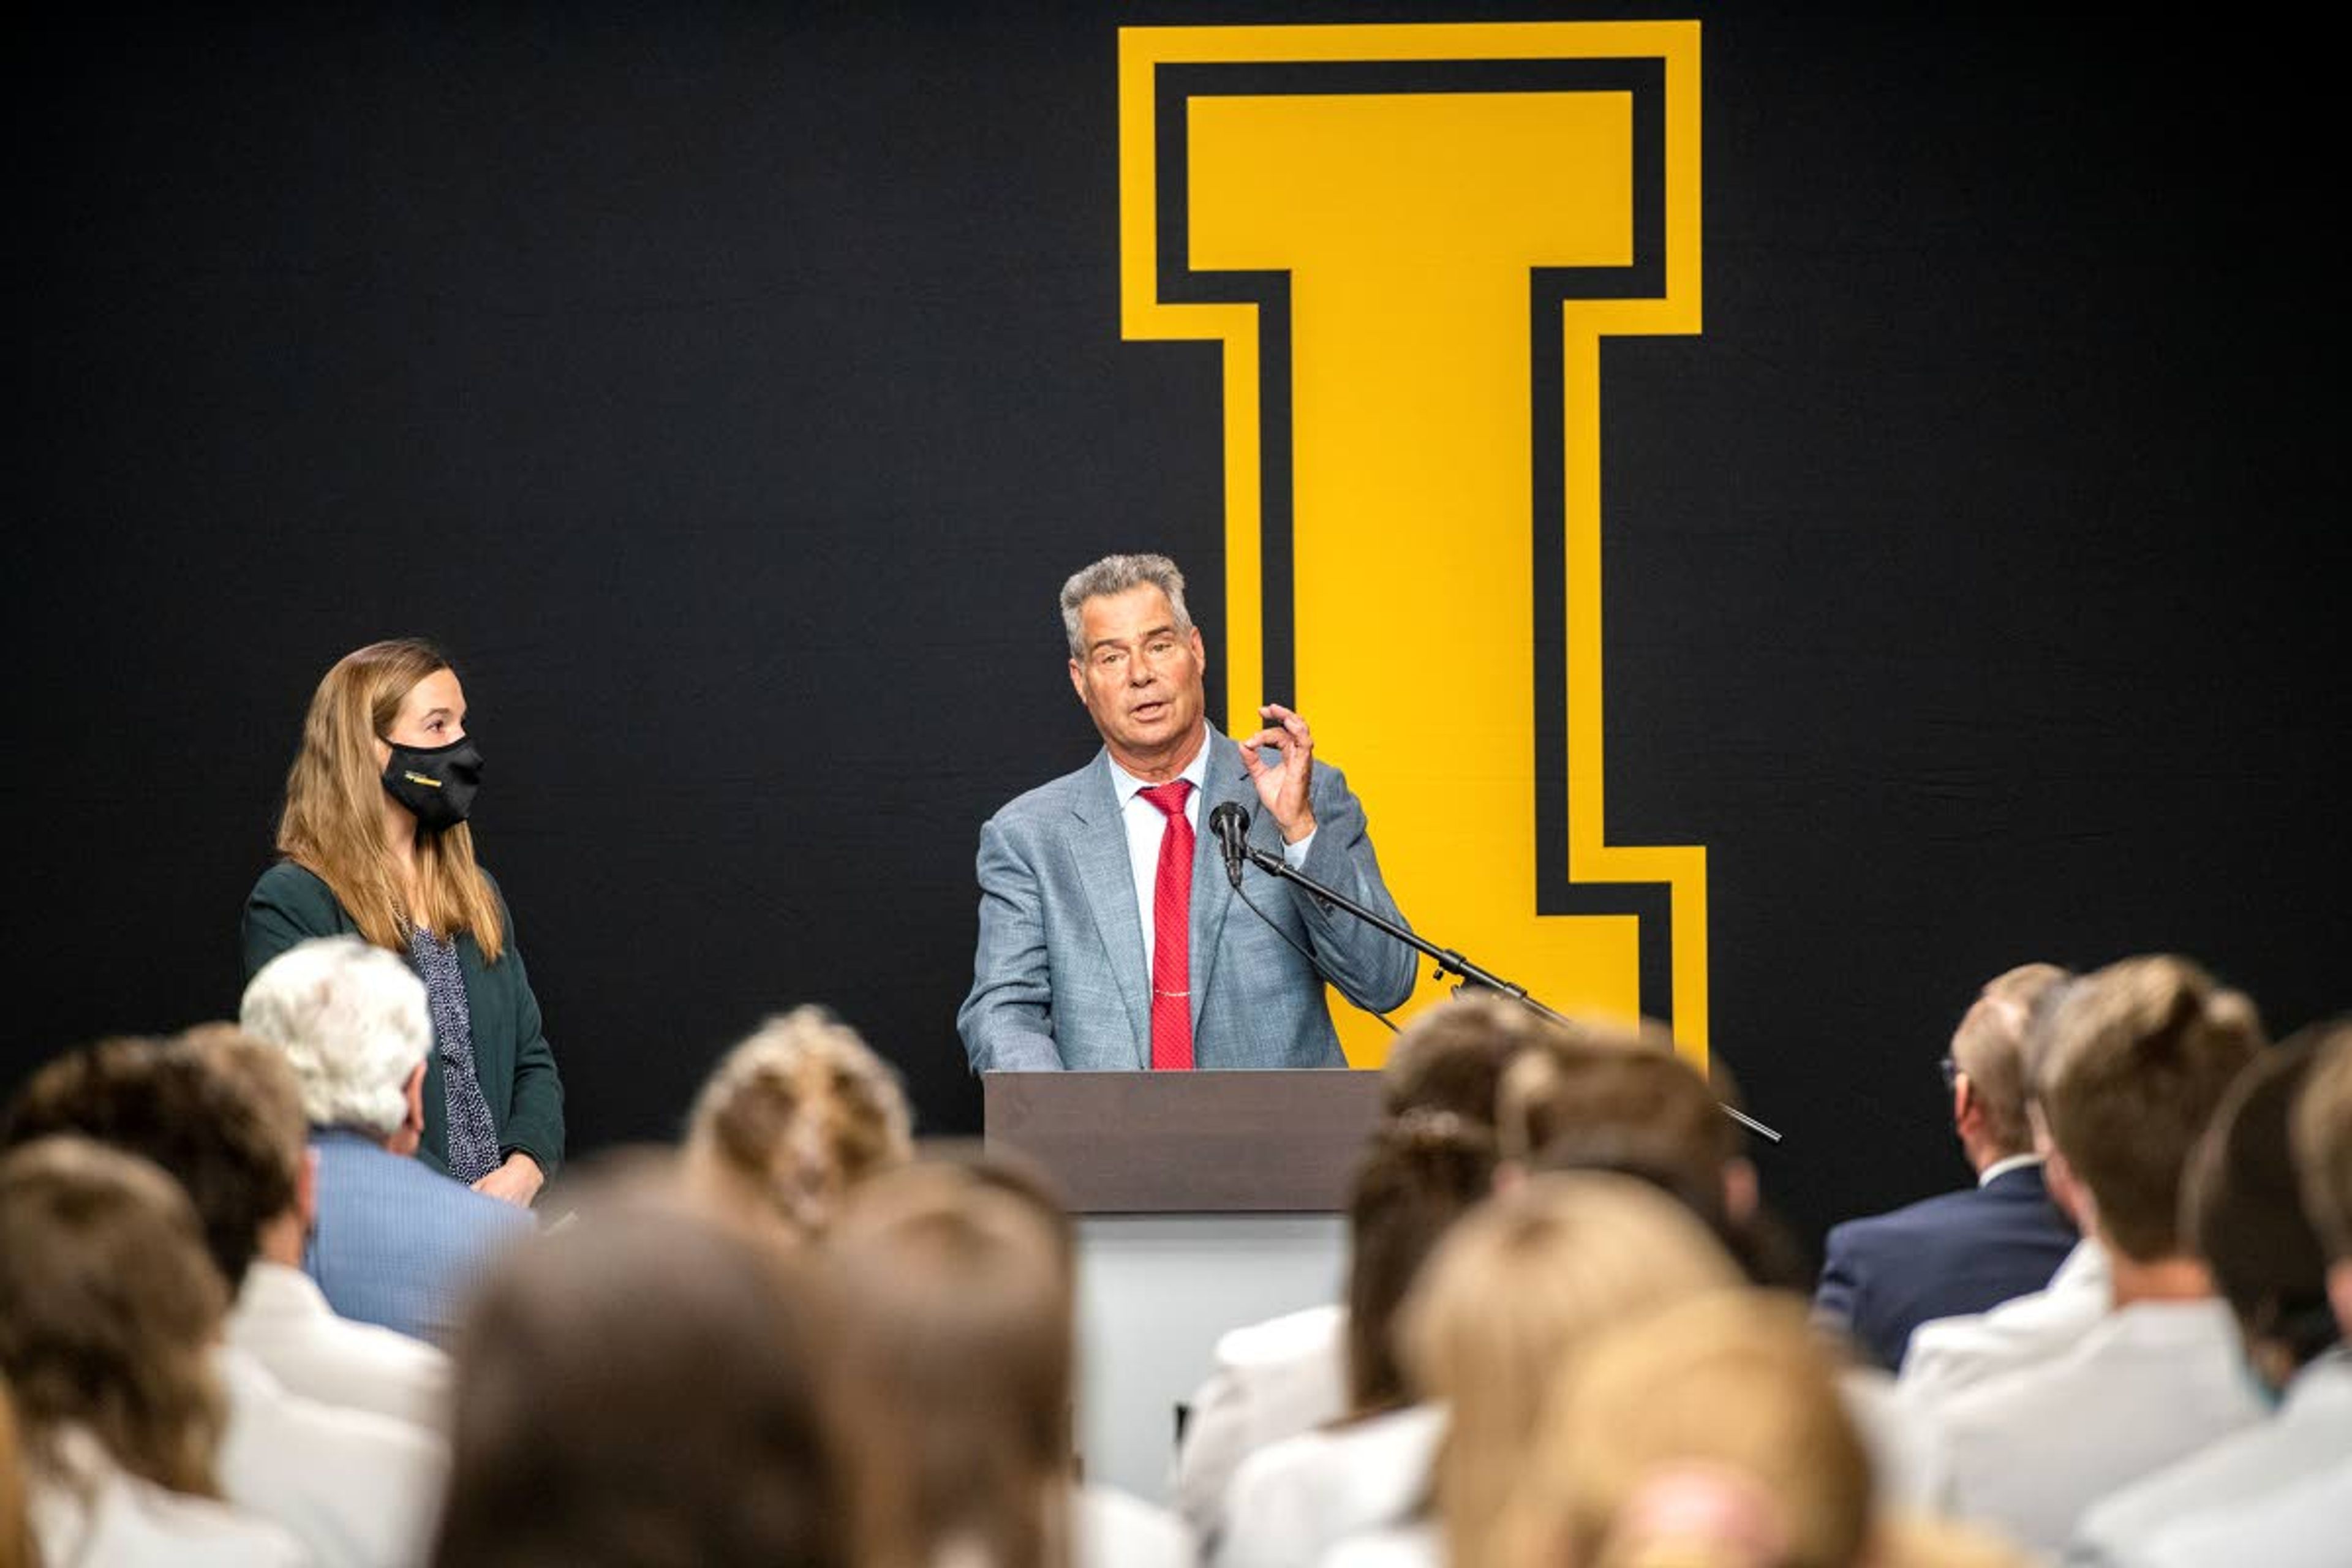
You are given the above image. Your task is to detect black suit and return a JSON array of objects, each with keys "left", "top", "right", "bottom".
[{"left": 1813, "top": 1161, "right": 2077, "bottom": 1371}]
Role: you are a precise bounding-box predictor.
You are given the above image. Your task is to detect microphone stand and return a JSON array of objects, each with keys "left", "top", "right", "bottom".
[{"left": 1234, "top": 841, "right": 1783, "bottom": 1144}]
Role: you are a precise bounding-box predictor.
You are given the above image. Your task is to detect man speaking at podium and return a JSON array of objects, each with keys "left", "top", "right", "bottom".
[{"left": 957, "top": 554, "right": 1417, "bottom": 1072}]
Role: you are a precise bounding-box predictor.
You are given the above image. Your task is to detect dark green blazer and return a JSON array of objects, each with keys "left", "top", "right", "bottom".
[{"left": 241, "top": 860, "right": 566, "bottom": 1178}]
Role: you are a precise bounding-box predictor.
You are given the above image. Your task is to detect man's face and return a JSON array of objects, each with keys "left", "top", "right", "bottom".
[{"left": 1067, "top": 582, "right": 1207, "bottom": 775}]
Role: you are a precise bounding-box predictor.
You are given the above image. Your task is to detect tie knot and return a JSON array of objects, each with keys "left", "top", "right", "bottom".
[{"left": 1139, "top": 780, "right": 1193, "bottom": 819}]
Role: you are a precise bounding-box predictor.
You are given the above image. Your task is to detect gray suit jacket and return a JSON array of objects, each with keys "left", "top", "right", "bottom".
[{"left": 957, "top": 725, "right": 1419, "bottom": 1071}]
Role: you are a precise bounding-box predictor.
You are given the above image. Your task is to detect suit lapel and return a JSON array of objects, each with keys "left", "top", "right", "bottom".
[
  {"left": 1069, "top": 752, "right": 1152, "bottom": 1068},
  {"left": 1189, "top": 723, "right": 1250, "bottom": 1044}
]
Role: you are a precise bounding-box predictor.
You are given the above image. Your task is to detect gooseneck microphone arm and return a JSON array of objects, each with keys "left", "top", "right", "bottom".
[{"left": 1223, "top": 805, "right": 1783, "bottom": 1145}]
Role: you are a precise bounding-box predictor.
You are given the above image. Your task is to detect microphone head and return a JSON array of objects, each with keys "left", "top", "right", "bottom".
[{"left": 1208, "top": 801, "right": 1250, "bottom": 837}]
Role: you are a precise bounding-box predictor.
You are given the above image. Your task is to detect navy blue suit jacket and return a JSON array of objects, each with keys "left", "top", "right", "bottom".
[{"left": 1813, "top": 1160, "right": 2077, "bottom": 1371}]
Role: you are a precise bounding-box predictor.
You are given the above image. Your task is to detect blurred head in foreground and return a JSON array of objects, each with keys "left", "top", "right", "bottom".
[
  {"left": 0, "top": 1136, "right": 230, "bottom": 1500},
  {"left": 1498, "top": 1291, "right": 1874, "bottom": 1568},
  {"left": 1401, "top": 1172, "right": 1744, "bottom": 1568},
  {"left": 431, "top": 1194, "right": 850, "bottom": 1568}
]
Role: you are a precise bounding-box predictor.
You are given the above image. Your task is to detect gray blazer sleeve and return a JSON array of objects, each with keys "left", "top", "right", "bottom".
[
  {"left": 1283, "top": 763, "right": 1419, "bottom": 1014},
  {"left": 955, "top": 813, "right": 1067, "bottom": 1072}
]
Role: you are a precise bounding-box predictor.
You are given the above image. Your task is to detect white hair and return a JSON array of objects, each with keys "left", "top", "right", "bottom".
[
  {"left": 1058, "top": 552, "right": 1193, "bottom": 660},
  {"left": 239, "top": 935, "right": 431, "bottom": 1137}
]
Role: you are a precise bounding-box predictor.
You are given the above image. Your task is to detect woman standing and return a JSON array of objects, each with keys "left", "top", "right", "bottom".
[{"left": 243, "top": 638, "right": 563, "bottom": 1205}]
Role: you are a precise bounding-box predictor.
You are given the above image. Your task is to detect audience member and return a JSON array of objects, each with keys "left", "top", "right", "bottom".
[
  {"left": 431, "top": 1189, "right": 853, "bottom": 1568},
  {"left": 1924, "top": 955, "right": 2266, "bottom": 1553},
  {"left": 679, "top": 1004, "right": 914, "bottom": 1246},
  {"left": 1506, "top": 1026, "right": 1932, "bottom": 1512},
  {"left": 2120, "top": 1017, "right": 2352, "bottom": 1568},
  {"left": 1814, "top": 964, "right": 2077, "bottom": 1370},
  {"left": 1497, "top": 1291, "right": 1875, "bottom": 1568},
  {"left": 1899, "top": 974, "right": 2110, "bottom": 1399},
  {"left": 240, "top": 934, "right": 532, "bottom": 1345},
  {"left": 2064, "top": 1026, "right": 2346, "bottom": 1564},
  {"left": 827, "top": 1158, "right": 1193, "bottom": 1568},
  {"left": 1213, "top": 1110, "right": 1496, "bottom": 1568},
  {"left": 1323, "top": 1172, "right": 1745, "bottom": 1568},
  {"left": 2, "top": 1032, "right": 451, "bottom": 1568},
  {"left": 0, "top": 1137, "right": 307, "bottom": 1566},
  {"left": 1174, "top": 991, "right": 1538, "bottom": 1539},
  {"left": 6, "top": 1025, "right": 450, "bottom": 1430}
]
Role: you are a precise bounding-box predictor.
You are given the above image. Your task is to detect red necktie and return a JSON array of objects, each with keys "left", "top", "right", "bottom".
[{"left": 1139, "top": 780, "right": 1196, "bottom": 1071}]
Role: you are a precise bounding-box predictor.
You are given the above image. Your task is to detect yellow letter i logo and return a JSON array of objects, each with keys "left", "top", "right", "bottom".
[{"left": 1119, "top": 22, "right": 1712, "bottom": 1069}]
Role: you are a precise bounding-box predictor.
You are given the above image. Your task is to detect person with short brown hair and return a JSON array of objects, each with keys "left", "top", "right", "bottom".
[
  {"left": 680, "top": 1005, "right": 914, "bottom": 1244},
  {"left": 2120, "top": 1019, "right": 2352, "bottom": 1568},
  {"left": 1814, "top": 964, "right": 2078, "bottom": 1370},
  {"left": 1928, "top": 955, "right": 2267, "bottom": 1554},
  {"left": 0, "top": 1136, "right": 307, "bottom": 1566},
  {"left": 2067, "top": 1027, "right": 2350, "bottom": 1565}
]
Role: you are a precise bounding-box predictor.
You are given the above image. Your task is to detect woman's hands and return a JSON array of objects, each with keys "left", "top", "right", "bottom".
[{"left": 472, "top": 1151, "right": 545, "bottom": 1208}]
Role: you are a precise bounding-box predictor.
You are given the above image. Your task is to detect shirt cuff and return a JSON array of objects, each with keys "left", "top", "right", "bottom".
[{"left": 1282, "top": 828, "right": 1316, "bottom": 867}]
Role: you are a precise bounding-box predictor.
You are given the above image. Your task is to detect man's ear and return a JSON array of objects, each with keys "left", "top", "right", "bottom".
[
  {"left": 1952, "top": 1076, "right": 1981, "bottom": 1139},
  {"left": 2328, "top": 1259, "right": 2352, "bottom": 1344},
  {"left": 1068, "top": 658, "right": 1089, "bottom": 706},
  {"left": 385, "top": 1059, "right": 428, "bottom": 1156}
]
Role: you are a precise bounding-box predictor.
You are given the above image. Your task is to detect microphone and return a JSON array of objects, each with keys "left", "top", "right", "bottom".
[{"left": 1208, "top": 801, "right": 1251, "bottom": 888}]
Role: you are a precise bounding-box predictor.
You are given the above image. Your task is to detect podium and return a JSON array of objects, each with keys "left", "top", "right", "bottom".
[{"left": 983, "top": 1069, "right": 1384, "bottom": 1505}]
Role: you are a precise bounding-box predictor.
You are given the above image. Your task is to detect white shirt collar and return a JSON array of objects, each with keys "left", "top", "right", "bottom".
[
  {"left": 1106, "top": 722, "right": 1213, "bottom": 804},
  {"left": 1978, "top": 1152, "right": 2044, "bottom": 1188}
]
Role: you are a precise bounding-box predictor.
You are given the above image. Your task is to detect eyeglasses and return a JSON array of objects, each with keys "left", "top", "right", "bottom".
[{"left": 1938, "top": 1056, "right": 1962, "bottom": 1090}]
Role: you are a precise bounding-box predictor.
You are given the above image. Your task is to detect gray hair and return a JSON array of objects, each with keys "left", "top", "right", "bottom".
[
  {"left": 239, "top": 936, "right": 431, "bottom": 1137},
  {"left": 1058, "top": 553, "right": 1193, "bottom": 660}
]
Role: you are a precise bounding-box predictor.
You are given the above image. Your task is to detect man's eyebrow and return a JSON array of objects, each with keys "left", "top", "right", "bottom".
[{"left": 1088, "top": 622, "right": 1180, "bottom": 652}]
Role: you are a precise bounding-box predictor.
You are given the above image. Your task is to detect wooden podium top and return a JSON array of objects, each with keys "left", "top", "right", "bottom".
[{"left": 982, "top": 1069, "right": 1385, "bottom": 1215}]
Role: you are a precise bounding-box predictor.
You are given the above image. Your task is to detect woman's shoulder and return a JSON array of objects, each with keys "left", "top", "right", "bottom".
[{"left": 247, "top": 858, "right": 336, "bottom": 909}]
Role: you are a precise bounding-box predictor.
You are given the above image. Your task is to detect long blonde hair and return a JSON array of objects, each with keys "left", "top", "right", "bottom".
[
  {"left": 276, "top": 638, "right": 504, "bottom": 961},
  {"left": 1401, "top": 1174, "right": 1744, "bottom": 1568},
  {"left": 1497, "top": 1291, "right": 1874, "bottom": 1568}
]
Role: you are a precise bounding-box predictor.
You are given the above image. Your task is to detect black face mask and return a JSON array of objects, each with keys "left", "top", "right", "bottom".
[{"left": 380, "top": 735, "right": 484, "bottom": 831}]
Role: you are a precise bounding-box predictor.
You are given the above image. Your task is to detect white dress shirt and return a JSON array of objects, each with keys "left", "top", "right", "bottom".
[
  {"left": 1075, "top": 1482, "right": 1198, "bottom": 1568},
  {"left": 1899, "top": 1237, "right": 2108, "bottom": 1405},
  {"left": 29, "top": 1424, "right": 311, "bottom": 1568},
  {"left": 1174, "top": 1303, "right": 1349, "bottom": 1541},
  {"left": 216, "top": 1346, "right": 450, "bottom": 1568},
  {"left": 2134, "top": 1460, "right": 2352, "bottom": 1568},
  {"left": 1839, "top": 1364, "right": 1942, "bottom": 1513},
  {"left": 1109, "top": 727, "right": 1313, "bottom": 971},
  {"left": 1924, "top": 1297, "right": 2265, "bottom": 1556},
  {"left": 2064, "top": 1349, "right": 2352, "bottom": 1567},
  {"left": 230, "top": 1260, "right": 452, "bottom": 1432},
  {"left": 1319, "top": 1518, "right": 1441, "bottom": 1568},
  {"left": 1214, "top": 1403, "right": 1445, "bottom": 1568}
]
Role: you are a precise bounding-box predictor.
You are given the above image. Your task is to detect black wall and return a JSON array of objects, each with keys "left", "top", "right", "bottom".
[{"left": 10, "top": 4, "right": 2346, "bottom": 1256}]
